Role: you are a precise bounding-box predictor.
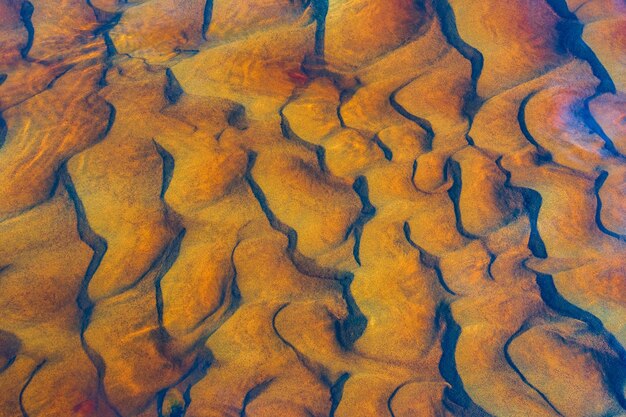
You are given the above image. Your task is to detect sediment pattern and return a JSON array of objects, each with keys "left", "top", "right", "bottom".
[{"left": 0, "top": 0, "right": 625, "bottom": 416}]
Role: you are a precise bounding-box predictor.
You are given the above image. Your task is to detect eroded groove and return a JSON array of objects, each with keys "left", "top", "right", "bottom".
[
  {"left": 518, "top": 93, "right": 553, "bottom": 164},
  {"left": 245, "top": 151, "right": 367, "bottom": 347},
  {"left": 534, "top": 272, "right": 626, "bottom": 408},
  {"left": 329, "top": 373, "right": 350, "bottom": 417},
  {"left": 581, "top": 97, "right": 621, "bottom": 157},
  {"left": 240, "top": 378, "right": 275, "bottom": 417},
  {"left": 202, "top": 0, "right": 213, "bottom": 41},
  {"left": 431, "top": 0, "right": 484, "bottom": 119},
  {"left": 271, "top": 303, "right": 321, "bottom": 375},
  {"left": 311, "top": 0, "right": 329, "bottom": 59},
  {"left": 389, "top": 84, "right": 435, "bottom": 149},
  {"left": 154, "top": 228, "right": 187, "bottom": 332},
  {"left": 0, "top": 329, "right": 21, "bottom": 373},
  {"left": 61, "top": 165, "right": 123, "bottom": 417},
  {"left": 153, "top": 140, "right": 175, "bottom": 199},
  {"left": 164, "top": 69, "right": 184, "bottom": 105},
  {"left": 495, "top": 157, "right": 548, "bottom": 259},
  {"left": 244, "top": 151, "right": 336, "bottom": 279},
  {"left": 19, "top": 1, "right": 34, "bottom": 60},
  {"left": 19, "top": 359, "right": 46, "bottom": 417},
  {"left": 349, "top": 175, "right": 376, "bottom": 266},
  {"left": 0, "top": 113, "right": 7, "bottom": 149},
  {"left": 373, "top": 134, "right": 393, "bottom": 161},
  {"left": 593, "top": 170, "right": 626, "bottom": 241},
  {"left": 279, "top": 106, "right": 328, "bottom": 173},
  {"left": 546, "top": 0, "right": 616, "bottom": 94},
  {"left": 334, "top": 273, "right": 367, "bottom": 351},
  {"left": 446, "top": 159, "right": 479, "bottom": 240},
  {"left": 437, "top": 304, "right": 492, "bottom": 416},
  {"left": 403, "top": 221, "right": 456, "bottom": 295},
  {"left": 503, "top": 324, "right": 564, "bottom": 416}
]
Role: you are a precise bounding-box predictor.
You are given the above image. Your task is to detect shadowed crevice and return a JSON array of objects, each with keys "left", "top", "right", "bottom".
[
  {"left": 334, "top": 273, "right": 367, "bottom": 351},
  {"left": 60, "top": 166, "right": 123, "bottom": 417},
  {"left": 310, "top": 0, "right": 328, "bottom": 59},
  {"left": 239, "top": 378, "right": 275, "bottom": 417},
  {"left": 202, "top": 0, "right": 213, "bottom": 41},
  {"left": 432, "top": 0, "right": 484, "bottom": 119},
  {"left": 0, "top": 112, "right": 7, "bottom": 149},
  {"left": 373, "top": 133, "right": 393, "bottom": 161},
  {"left": 329, "top": 373, "right": 349, "bottom": 417},
  {"left": 389, "top": 83, "right": 435, "bottom": 150},
  {"left": 244, "top": 151, "right": 337, "bottom": 279},
  {"left": 0, "top": 329, "right": 20, "bottom": 373},
  {"left": 546, "top": 0, "right": 615, "bottom": 94},
  {"left": 164, "top": 69, "right": 184, "bottom": 105},
  {"left": 153, "top": 140, "right": 175, "bottom": 199},
  {"left": 348, "top": 175, "right": 376, "bottom": 266},
  {"left": 534, "top": 272, "right": 626, "bottom": 408},
  {"left": 437, "top": 304, "right": 493, "bottom": 416},
  {"left": 446, "top": 159, "right": 479, "bottom": 240},
  {"left": 279, "top": 106, "right": 328, "bottom": 173},
  {"left": 19, "top": 1, "right": 34, "bottom": 60},
  {"left": 503, "top": 324, "right": 564, "bottom": 416},
  {"left": 19, "top": 360, "right": 46, "bottom": 417},
  {"left": 593, "top": 171, "right": 626, "bottom": 241},
  {"left": 518, "top": 92, "right": 553, "bottom": 164},
  {"left": 154, "top": 228, "right": 187, "bottom": 331},
  {"left": 495, "top": 157, "right": 548, "bottom": 259},
  {"left": 403, "top": 221, "right": 456, "bottom": 295}
]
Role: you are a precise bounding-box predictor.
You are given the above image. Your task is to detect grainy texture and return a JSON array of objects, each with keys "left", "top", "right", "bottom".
[{"left": 0, "top": 1, "right": 625, "bottom": 416}]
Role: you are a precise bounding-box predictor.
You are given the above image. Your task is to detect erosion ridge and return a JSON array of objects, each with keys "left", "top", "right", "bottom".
[{"left": 0, "top": 0, "right": 625, "bottom": 416}]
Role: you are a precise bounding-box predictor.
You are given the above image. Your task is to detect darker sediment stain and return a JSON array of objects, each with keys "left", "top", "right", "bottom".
[
  {"left": 593, "top": 170, "right": 626, "bottom": 241},
  {"left": 503, "top": 324, "right": 564, "bottom": 416},
  {"left": 437, "top": 304, "right": 493, "bottom": 416},
  {"left": 431, "top": 0, "right": 484, "bottom": 120},
  {"left": 19, "top": 1, "right": 34, "bottom": 60},
  {"left": 446, "top": 159, "right": 479, "bottom": 240},
  {"left": 349, "top": 175, "right": 376, "bottom": 266},
  {"left": 329, "top": 373, "right": 350, "bottom": 417},
  {"left": 19, "top": 360, "right": 46, "bottom": 417},
  {"left": 403, "top": 221, "right": 456, "bottom": 295}
]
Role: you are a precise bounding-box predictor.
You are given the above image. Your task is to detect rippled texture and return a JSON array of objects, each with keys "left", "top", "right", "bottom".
[{"left": 0, "top": 1, "right": 625, "bottom": 416}]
